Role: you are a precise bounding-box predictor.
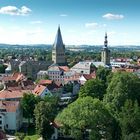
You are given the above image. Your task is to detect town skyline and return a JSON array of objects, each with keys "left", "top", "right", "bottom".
[{"left": 0, "top": 0, "right": 140, "bottom": 45}]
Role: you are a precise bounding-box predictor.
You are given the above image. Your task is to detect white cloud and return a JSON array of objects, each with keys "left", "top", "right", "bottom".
[
  {"left": 30, "top": 21, "right": 43, "bottom": 24},
  {"left": 85, "top": 22, "right": 98, "bottom": 28},
  {"left": 60, "top": 14, "right": 68, "bottom": 17},
  {"left": 0, "top": 6, "right": 31, "bottom": 16},
  {"left": 103, "top": 13, "right": 124, "bottom": 20}
]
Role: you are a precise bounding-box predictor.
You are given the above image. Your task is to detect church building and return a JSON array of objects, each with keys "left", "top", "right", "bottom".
[
  {"left": 52, "top": 26, "right": 66, "bottom": 66},
  {"left": 101, "top": 33, "right": 110, "bottom": 65}
]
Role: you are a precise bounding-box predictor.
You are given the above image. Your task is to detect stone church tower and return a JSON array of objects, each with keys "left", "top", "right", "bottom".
[
  {"left": 52, "top": 26, "right": 66, "bottom": 66},
  {"left": 101, "top": 33, "right": 110, "bottom": 65}
]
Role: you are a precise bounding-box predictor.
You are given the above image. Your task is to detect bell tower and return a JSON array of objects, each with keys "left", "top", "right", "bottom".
[
  {"left": 52, "top": 26, "right": 66, "bottom": 66},
  {"left": 101, "top": 33, "right": 110, "bottom": 65}
]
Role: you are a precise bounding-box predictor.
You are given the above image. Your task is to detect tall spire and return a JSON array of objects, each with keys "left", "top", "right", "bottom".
[
  {"left": 53, "top": 25, "right": 64, "bottom": 49},
  {"left": 104, "top": 32, "right": 108, "bottom": 47}
]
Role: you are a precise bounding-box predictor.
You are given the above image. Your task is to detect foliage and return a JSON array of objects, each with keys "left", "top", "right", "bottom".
[
  {"left": 15, "top": 132, "right": 25, "bottom": 140},
  {"left": 56, "top": 97, "right": 120, "bottom": 140},
  {"left": 21, "top": 93, "right": 39, "bottom": 124},
  {"left": 0, "top": 84, "right": 4, "bottom": 91},
  {"left": 43, "top": 95, "right": 59, "bottom": 111},
  {"left": 34, "top": 100, "right": 57, "bottom": 139},
  {"left": 96, "top": 66, "right": 112, "bottom": 83},
  {"left": 79, "top": 79, "right": 106, "bottom": 100},
  {"left": 118, "top": 100, "right": 140, "bottom": 140},
  {"left": 0, "top": 64, "right": 6, "bottom": 73},
  {"left": 24, "top": 135, "right": 39, "bottom": 140},
  {"left": 64, "top": 83, "right": 73, "bottom": 93},
  {"left": 104, "top": 72, "right": 140, "bottom": 112}
]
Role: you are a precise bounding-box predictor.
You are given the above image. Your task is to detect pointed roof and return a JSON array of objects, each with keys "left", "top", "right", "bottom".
[
  {"left": 104, "top": 32, "right": 108, "bottom": 48},
  {"left": 53, "top": 26, "right": 64, "bottom": 49}
]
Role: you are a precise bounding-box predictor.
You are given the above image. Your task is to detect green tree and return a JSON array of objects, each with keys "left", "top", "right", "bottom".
[
  {"left": 0, "top": 64, "right": 6, "bottom": 73},
  {"left": 118, "top": 100, "right": 140, "bottom": 140},
  {"left": 104, "top": 72, "right": 140, "bottom": 112},
  {"left": 21, "top": 93, "right": 38, "bottom": 124},
  {"left": 34, "top": 99, "right": 57, "bottom": 139},
  {"left": 56, "top": 97, "right": 120, "bottom": 140},
  {"left": 96, "top": 66, "right": 112, "bottom": 84},
  {"left": 79, "top": 79, "right": 106, "bottom": 100},
  {"left": 64, "top": 83, "right": 73, "bottom": 93}
]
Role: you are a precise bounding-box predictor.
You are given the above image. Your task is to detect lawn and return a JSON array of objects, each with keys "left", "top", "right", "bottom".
[
  {"left": 16, "top": 124, "right": 40, "bottom": 140},
  {"left": 24, "top": 134, "right": 40, "bottom": 140}
]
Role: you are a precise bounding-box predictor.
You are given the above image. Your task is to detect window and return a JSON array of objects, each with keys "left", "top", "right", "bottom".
[
  {"left": 0, "top": 120, "right": 2, "bottom": 124},
  {"left": 6, "top": 124, "right": 8, "bottom": 128}
]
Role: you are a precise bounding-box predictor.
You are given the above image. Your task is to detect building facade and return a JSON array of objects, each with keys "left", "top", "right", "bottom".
[
  {"left": 19, "top": 60, "right": 52, "bottom": 79},
  {"left": 0, "top": 101, "right": 22, "bottom": 131}
]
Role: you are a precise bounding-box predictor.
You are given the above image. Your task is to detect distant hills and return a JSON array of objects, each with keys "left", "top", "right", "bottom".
[{"left": 0, "top": 44, "right": 140, "bottom": 52}]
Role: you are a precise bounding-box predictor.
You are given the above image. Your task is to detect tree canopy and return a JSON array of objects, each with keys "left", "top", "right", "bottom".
[
  {"left": 79, "top": 79, "right": 106, "bottom": 100},
  {"left": 34, "top": 100, "right": 57, "bottom": 139},
  {"left": 96, "top": 66, "right": 112, "bottom": 83},
  {"left": 21, "top": 93, "right": 39, "bottom": 124},
  {"left": 104, "top": 72, "right": 140, "bottom": 112},
  {"left": 56, "top": 97, "right": 119, "bottom": 140},
  {"left": 118, "top": 100, "right": 140, "bottom": 140},
  {"left": 0, "top": 64, "right": 6, "bottom": 73}
]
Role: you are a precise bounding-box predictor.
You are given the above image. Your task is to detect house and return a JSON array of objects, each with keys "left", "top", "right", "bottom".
[
  {"left": 79, "top": 72, "right": 96, "bottom": 85},
  {"left": 0, "top": 101, "right": 23, "bottom": 131},
  {"left": 37, "top": 70, "right": 48, "bottom": 79},
  {"left": 0, "top": 90, "right": 32, "bottom": 101},
  {"left": 1, "top": 72, "right": 26, "bottom": 85},
  {"left": 33, "top": 85, "right": 52, "bottom": 98},
  {"left": 47, "top": 65, "right": 70, "bottom": 84},
  {"left": 1, "top": 72, "right": 35, "bottom": 91},
  {"left": 38, "top": 80, "right": 63, "bottom": 97}
]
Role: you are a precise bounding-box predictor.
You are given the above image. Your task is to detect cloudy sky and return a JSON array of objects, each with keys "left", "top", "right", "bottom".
[{"left": 0, "top": 0, "right": 140, "bottom": 45}]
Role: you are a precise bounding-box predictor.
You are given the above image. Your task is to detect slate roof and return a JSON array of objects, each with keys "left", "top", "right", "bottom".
[{"left": 53, "top": 26, "right": 64, "bottom": 50}]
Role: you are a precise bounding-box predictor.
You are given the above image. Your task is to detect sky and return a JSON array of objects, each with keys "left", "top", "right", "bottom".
[{"left": 0, "top": 0, "right": 140, "bottom": 45}]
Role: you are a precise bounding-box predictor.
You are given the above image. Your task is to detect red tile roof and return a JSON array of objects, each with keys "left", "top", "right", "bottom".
[
  {"left": 33, "top": 85, "right": 46, "bottom": 96},
  {"left": 39, "top": 80, "right": 52, "bottom": 85},
  {"left": 0, "top": 90, "right": 31, "bottom": 99},
  {"left": 2, "top": 72, "right": 25, "bottom": 82},
  {"left": 59, "top": 66, "right": 70, "bottom": 72},
  {"left": 82, "top": 74, "right": 93, "bottom": 80},
  {"left": 0, "top": 101, "right": 19, "bottom": 112}
]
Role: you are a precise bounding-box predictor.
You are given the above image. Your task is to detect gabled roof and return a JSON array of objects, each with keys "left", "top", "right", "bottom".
[
  {"left": 0, "top": 90, "right": 31, "bottom": 100},
  {"left": 53, "top": 26, "right": 64, "bottom": 49},
  {"left": 33, "top": 85, "right": 46, "bottom": 96}
]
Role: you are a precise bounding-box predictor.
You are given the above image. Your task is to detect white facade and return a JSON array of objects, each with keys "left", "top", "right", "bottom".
[
  {"left": 0, "top": 101, "right": 22, "bottom": 131},
  {"left": 37, "top": 70, "right": 48, "bottom": 79}
]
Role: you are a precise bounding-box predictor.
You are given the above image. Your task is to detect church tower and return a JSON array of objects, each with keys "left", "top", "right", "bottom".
[
  {"left": 52, "top": 26, "right": 66, "bottom": 65},
  {"left": 101, "top": 33, "right": 110, "bottom": 65}
]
